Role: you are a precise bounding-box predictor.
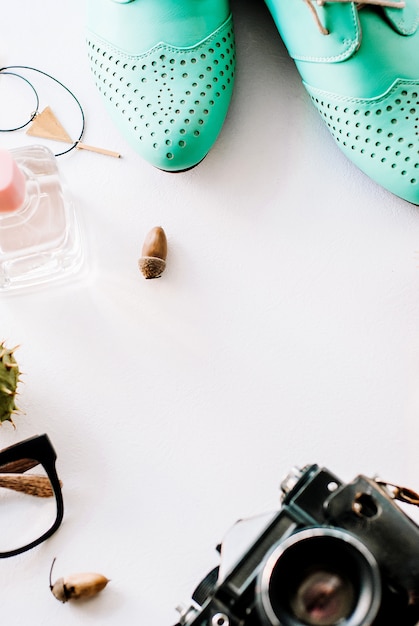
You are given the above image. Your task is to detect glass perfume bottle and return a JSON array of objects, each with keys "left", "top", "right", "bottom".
[{"left": 0, "top": 145, "right": 83, "bottom": 291}]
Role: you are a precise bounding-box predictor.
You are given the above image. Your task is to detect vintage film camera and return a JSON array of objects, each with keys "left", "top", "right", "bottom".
[{"left": 174, "top": 464, "right": 419, "bottom": 626}]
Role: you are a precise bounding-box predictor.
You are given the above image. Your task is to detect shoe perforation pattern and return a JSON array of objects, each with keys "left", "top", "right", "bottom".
[
  {"left": 87, "top": 16, "right": 235, "bottom": 171},
  {"left": 306, "top": 80, "right": 419, "bottom": 203}
]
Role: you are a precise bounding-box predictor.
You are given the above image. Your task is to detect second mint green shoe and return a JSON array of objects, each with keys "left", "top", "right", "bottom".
[
  {"left": 265, "top": 0, "right": 419, "bottom": 204},
  {"left": 86, "top": 0, "right": 235, "bottom": 172}
]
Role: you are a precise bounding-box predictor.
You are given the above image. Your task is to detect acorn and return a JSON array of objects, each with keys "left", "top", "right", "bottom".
[
  {"left": 138, "top": 226, "right": 167, "bottom": 279},
  {"left": 49, "top": 558, "right": 110, "bottom": 603}
]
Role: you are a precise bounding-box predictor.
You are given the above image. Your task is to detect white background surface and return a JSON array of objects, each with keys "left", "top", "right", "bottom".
[{"left": 1, "top": 1, "right": 419, "bottom": 624}]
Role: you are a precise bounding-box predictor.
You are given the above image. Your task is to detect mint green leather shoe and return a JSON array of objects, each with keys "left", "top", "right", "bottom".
[
  {"left": 86, "top": 0, "right": 235, "bottom": 172},
  {"left": 265, "top": 0, "right": 419, "bottom": 204}
]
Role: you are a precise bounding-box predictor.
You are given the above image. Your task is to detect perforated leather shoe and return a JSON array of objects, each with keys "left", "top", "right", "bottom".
[
  {"left": 86, "top": 0, "right": 235, "bottom": 172},
  {"left": 265, "top": 0, "right": 419, "bottom": 204}
]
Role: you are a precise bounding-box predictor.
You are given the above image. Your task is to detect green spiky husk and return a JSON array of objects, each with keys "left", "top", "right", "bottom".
[{"left": 0, "top": 342, "right": 20, "bottom": 424}]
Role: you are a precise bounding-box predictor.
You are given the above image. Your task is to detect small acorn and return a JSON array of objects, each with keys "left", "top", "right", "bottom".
[
  {"left": 138, "top": 226, "right": 167, "bottom": 279},
  {"left": 49, "top": 558, "right": 109, "bottom": 603}
]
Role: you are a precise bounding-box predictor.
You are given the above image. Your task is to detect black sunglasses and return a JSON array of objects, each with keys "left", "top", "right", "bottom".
[{"left": 0, "top": 434, "right": 63, "bottom": 557}]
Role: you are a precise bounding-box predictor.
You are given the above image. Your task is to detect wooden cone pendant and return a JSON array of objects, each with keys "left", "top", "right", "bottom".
[
  {"left": 26, "top": 106, "right": 121, "bottom": 158},
  {"left": 26, "top": 106, "right": 73, "bottom": 143}
]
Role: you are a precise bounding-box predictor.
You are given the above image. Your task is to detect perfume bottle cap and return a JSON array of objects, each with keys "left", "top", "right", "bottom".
[{"left": 0, "top": 150, "right": 26, "bottom": 213}]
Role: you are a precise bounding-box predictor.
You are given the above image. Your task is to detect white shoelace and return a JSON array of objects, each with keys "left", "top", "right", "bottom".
[{"left": 303, "top": 0, "right": 406, "bottom": 35}]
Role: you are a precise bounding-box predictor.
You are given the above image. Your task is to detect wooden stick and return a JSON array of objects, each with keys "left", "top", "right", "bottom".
[{"left": 76, "top": 142, "right": 121, "bottom": 158}]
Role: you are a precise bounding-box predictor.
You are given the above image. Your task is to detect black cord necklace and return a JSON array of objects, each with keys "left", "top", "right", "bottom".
[
  {"left": 0, "top": 65, "right": 119, "bottom": 158},
  {"left": 0, "top": 65, "right": 85, "bottom": 156}
]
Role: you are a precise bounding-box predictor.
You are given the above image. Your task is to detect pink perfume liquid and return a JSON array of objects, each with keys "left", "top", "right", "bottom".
[{"left": 0, "top": 145, "right": 83, "bottom": 291}]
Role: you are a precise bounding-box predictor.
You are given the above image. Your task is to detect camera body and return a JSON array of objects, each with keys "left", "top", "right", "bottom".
[{"left": 175, "top": 464, "right": 419, "bottom": 626}]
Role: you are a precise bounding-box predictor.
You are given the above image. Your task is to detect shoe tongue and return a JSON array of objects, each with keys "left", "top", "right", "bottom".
[
  {"left": 383, "top": 0, "right": 419, "bottom": 36},
  {"left": 265, "top": 0, "right": 361, "bottom": 62},
  {"left": 266, "top": 0, "right": 419, "bottom": 64}
]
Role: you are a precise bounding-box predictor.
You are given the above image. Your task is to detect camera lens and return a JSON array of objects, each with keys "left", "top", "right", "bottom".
[
  {"left": 256, "top": 528, "right": 381, "bottom": 626},
  {"left": 289, "top": 568, "right": 354, "bottom": 625}
]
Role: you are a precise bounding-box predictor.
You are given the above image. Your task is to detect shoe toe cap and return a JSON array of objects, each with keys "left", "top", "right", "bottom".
[
  {"left": 307, "top": 79, "right": 419, "bottom": 204},
  {"left": 87, "top": 15, "right": 235, "bottom": 171}
]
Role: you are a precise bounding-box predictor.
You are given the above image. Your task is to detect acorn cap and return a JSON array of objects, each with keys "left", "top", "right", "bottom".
[{"left": 138, "top": 256, "right": 166, "bottom": 279}]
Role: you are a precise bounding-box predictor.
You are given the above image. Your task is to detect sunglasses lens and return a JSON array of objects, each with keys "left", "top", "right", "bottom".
[{"left": 0, "top": 459, "right": 58, "bottom": 553}]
